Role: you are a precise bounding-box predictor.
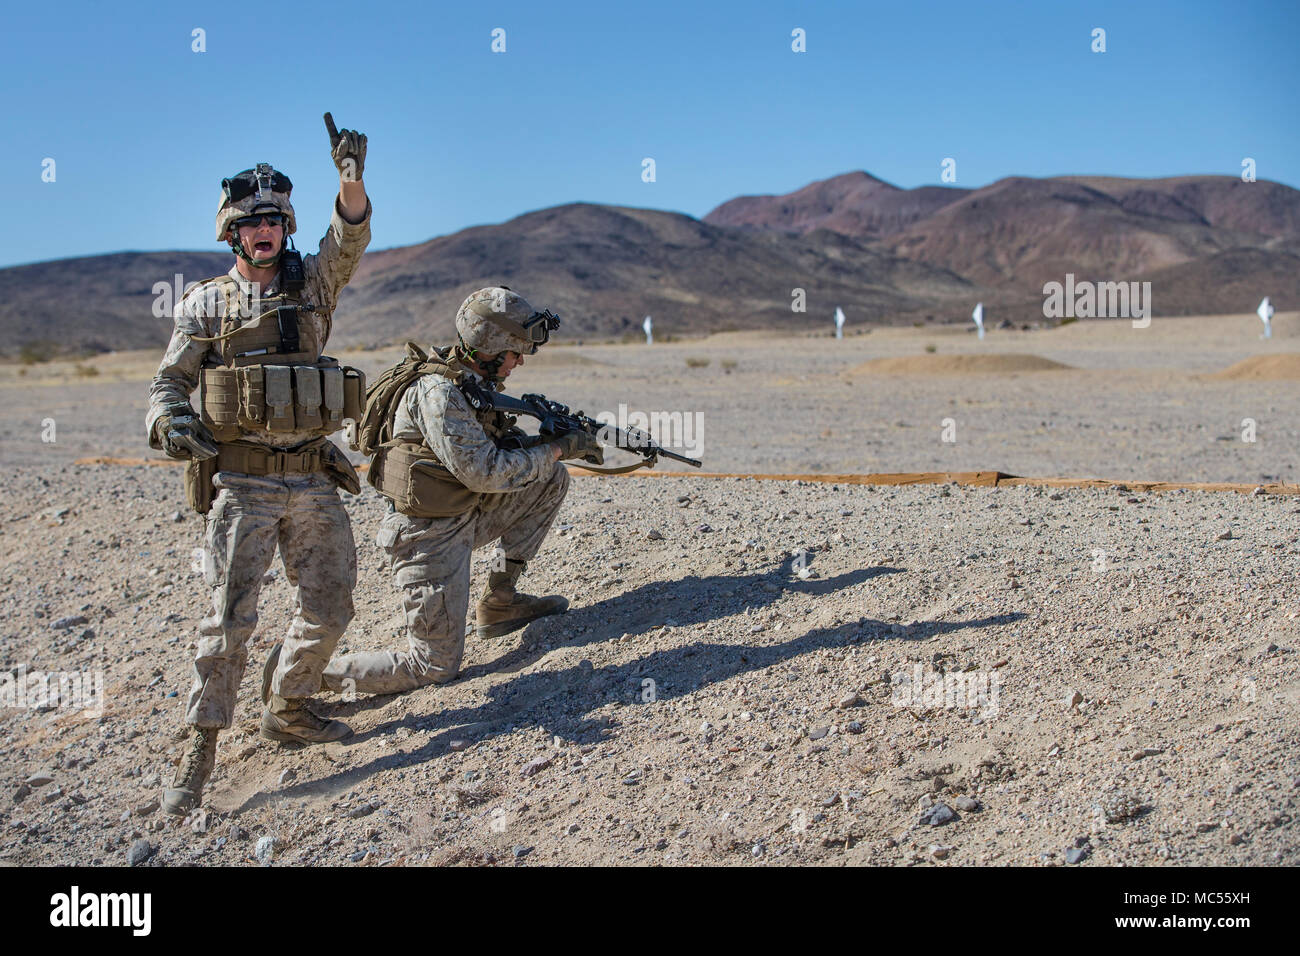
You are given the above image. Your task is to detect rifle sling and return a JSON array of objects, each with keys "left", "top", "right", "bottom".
[{"left": 567, "top": 458, "right": 656, "bottom": 476}]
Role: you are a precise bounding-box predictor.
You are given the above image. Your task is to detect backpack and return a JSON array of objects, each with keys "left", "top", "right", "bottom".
[{"left": 352, "top": 342, "right": 462, "bottom": 456}]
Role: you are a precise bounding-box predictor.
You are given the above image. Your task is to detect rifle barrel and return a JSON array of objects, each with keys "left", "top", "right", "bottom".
[{"left": 656, "top": 448, "right": 703, "bottom": 468}]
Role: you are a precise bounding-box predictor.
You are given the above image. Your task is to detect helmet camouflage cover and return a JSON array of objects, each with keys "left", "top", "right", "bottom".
[
  {"left": 455, "top": 287, "right": 543, "bottom": 356},
  {"left": 215, "top": 165, "right": 298, "bottom": 242}
]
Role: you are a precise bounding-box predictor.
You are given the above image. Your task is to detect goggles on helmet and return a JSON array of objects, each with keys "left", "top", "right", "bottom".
[
  {"left": 467, "top": 302, "right": 562, "bottom": 353},
  {"left": 222, "top": 168, "right": 293, "bottom": 205},
  {"left": 519, "top": 309, "right": 561, "bottom": 346}
]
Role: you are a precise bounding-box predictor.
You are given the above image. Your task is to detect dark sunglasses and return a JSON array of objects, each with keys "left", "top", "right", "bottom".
[
  {"left": 222, "top": 169, "right": 293, "bottom": 204},
  {"left": 232, "top": 213, "right": 286, "bottom": 231}
]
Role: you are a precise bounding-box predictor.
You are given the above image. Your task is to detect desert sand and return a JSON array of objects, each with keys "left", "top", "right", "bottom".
[
  {"left": 2, "top": 312, "right": 1297, "bottom": 484},
  {"left": 0, "top": 313, "right": 1296, "bottom": 866}
]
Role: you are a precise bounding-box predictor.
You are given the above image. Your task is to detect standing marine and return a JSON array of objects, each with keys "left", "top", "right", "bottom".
[
  {"left": 280, "top": 287, "right": 602, "bottom": 697},
  {"left": 148, "top": 114, "right": 372, "bottom": 815}
]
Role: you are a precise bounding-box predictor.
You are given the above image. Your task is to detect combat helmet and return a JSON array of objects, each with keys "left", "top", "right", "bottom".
[
  {"left": 455, "top": 287, "right": 561, "bottom": 368},
  {"left": 215, "top": 164, "right": 297, "bottom": 266}
]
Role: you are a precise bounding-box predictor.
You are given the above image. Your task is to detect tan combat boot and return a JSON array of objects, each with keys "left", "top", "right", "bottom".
[
  {"left": 260, "top": 694, "right": 353, "bottom": 745},
  {"left": 161, "top": 727, "right": 218, "bottom": 816},
  {"left": 475, "top": 559, "right": 569, "bottom": 638}
]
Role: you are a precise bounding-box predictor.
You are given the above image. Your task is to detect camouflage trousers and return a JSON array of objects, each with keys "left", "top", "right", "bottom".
[
  {"left": 322, "top": 460, "right": 569, "bottom": 695},
  {"left": 186, "top": 471, "right": 357, "bottom": 728}
]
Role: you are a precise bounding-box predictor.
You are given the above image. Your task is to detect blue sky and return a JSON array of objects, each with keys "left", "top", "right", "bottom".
[{"left": 3, "top": 0, "right": 1296, "bottom": 267}]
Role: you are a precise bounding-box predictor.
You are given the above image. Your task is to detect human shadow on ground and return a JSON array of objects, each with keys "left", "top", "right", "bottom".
[
  {"left": 244, "top": 601, "right": 1025, "bottom": 811},
  {"left": 335, "top": 556, "right": 903, "bottom": 722}
]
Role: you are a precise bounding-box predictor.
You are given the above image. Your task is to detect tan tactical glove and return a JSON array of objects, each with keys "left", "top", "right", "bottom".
[
  {"left": 324, "top": 112, "right": 366, "bottom": 182},
  {"left": 157, "top": 404, "right": 218, "bottom": 461},
  {"left": 551, "top": 429, "right": 604, "bottom": 466}
]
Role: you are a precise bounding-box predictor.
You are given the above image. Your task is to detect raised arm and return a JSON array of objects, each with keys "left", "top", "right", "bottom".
[
  {"left": 325, "top": 112, "right": 368, "bottom": 224},
  {"left": 305, "top": 112, "right": 373, "bottom": 327}
]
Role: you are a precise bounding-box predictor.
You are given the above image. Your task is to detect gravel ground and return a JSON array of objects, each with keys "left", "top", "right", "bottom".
[
  {"left": 1, "top": 314, "right": 1296, "bottom": 866},
  {"left": 2, "top": 315, "right": 1297, "bottom": 484},
  {"left": 0, "top": 464, "right": 1296, "bottom": 866}
]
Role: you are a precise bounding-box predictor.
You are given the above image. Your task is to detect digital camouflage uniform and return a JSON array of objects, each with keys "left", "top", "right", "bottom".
[
  {"left": 322, "top": 362, "right": 570, "bottom": 694},
  {"left": 148, "top": 197, "right": 372, "bottom": 728}
]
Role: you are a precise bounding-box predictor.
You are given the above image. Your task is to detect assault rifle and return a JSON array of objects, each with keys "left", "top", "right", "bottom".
[{"left": 459, "top": 383, "right": 702, "bottom": 469}]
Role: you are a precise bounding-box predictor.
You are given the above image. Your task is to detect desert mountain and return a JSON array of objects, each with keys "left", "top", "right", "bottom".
[
  {"left": 332, "top": 202, "right": 975, "bottom": 349},
  {"left": 1128, "top": 247, "right": 1300, "bottom": 317},
  {"left": 703, "top": 171, "right": 970, "bottom": 239},
  {"left": 2, "top": 172, "right": 1298, "bottom": 359},
  {"left": 1057, "top": 175, "right": 1300, "bottom": 239},
  {"left": 0, "top": 203, "right": 976, "bottom": 357},
  {"left": 881, "top": 176, "right": 1300, "bottom": 291},
  {"left": 0, "top": 252, "right": 230, "bottom": 360},
  {"left": 708, "top": 172, "right": 1300, "bottom": 302}
]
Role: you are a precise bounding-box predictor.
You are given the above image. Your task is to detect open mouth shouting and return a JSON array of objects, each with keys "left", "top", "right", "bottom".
[{"left": 233, "top": 212, "right": 285, "bottom": 263}]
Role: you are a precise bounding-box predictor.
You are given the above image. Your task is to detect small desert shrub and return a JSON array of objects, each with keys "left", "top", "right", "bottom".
[
  {"left": 924, "top": 343, "right": 937, "bottom": 353},
  {"left": 1059, "top": 317, "right": 1079, "bottom": 326},
  {"left": 720, "top": 359, "right": 737, "bottom": 371},
  {"left": 685, "top": 357, "right": 710, "bottom": 368},
  {"left": 19, "top": 343, "right": 54, "bottom": 365},
  {"left": 74, "top": 363, "right": 100, "bottom": 378}
]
